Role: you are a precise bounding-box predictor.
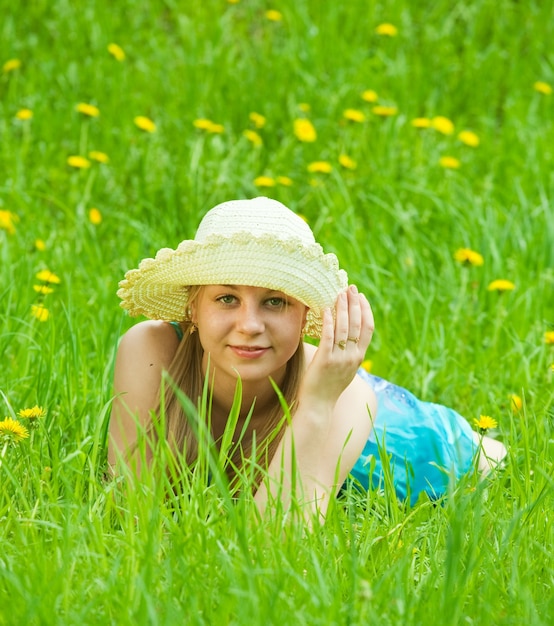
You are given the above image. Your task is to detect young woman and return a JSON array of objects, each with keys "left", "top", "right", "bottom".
[{"left": 108, "top": 197, "right": 506, "bottom": 518}]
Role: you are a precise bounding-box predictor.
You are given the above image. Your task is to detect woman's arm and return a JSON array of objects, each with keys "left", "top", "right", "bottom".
[
  {"left": 254, "top": 286, "right": 376, "bottom": 520},
  {"left": 107, "top": 320, "right": 180, "bottom": 473}
]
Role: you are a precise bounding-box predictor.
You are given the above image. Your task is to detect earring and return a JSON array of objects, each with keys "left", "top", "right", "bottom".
[{"left": 189, "top": 322, "right": 197, "bottom": 335}]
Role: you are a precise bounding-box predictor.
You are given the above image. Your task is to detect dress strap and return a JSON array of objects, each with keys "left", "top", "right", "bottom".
[{"left": 168, "top": 321, "right": 184, "bottom": 341}]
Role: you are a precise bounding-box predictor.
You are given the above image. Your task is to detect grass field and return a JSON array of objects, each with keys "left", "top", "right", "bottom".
[{"left": 1, "top": 0, "right": 553, "bottom": 624}]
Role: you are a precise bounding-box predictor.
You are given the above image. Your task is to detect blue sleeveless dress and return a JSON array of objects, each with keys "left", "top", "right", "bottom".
[
  {"left": 349, "top": 369, "right": 477, "bottom": 504},
  {"left": 168, "top": 322, "right": 477, "bottom": 505}
]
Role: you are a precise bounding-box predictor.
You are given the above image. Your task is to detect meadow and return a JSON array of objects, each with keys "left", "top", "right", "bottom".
[{"left": 1, "top": 0, "right": 553, "bottom": 623}]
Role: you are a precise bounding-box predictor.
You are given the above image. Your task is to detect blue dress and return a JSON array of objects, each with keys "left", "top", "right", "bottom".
[{"left": 348, "top": 369, "right": 477, "bottom": 505}]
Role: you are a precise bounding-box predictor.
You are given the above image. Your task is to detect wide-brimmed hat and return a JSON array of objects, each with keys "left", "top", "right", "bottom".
[{"left": 117, "top": 197, "right": 348, "bottom": 337}]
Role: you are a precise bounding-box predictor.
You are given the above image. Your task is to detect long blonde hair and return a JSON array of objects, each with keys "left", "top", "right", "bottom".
[{"left": 157, "top": 288, "right": 305, "bottom": 484}]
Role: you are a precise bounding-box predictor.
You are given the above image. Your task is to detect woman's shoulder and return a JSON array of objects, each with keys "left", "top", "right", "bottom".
[{"left": 117, "top": 320, "right": 181, "bottom": 368}]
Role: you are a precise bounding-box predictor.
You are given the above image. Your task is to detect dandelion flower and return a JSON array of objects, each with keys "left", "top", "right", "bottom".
[
  {"left": 339, "top": 154, "right": 357, "bottom": 170},
  {"left": 243, "top": 130, "right": 263, "bottom": 146},
  {"left": 343, "top": 109, "right": 366, "bottom": 123},
  {"left": 294, "top": 118, "right": 317, "bottom": 142},
  {"left": 18, "top": 405, "right": 47, "bottom": 420},
  {"left": 16, "top": 108, "right": 33, "bottom": 120},
  {"left": 361, "top": 90, "right": 378, "bottom": 103},
  {"left": 533, "top": 81, "right": 552, "bottom": 95},
  {"left": 411, "top": 117, "right": 431, "bottom": 128},
  {"left": 76, "top": 103, "right": 100, "bottom": 117},
  {"left": 372, "top": 105, "right": 398, "bottom": 117},
  {"left": 193, "top": 119, "right": 224, "bottom": 133},
  {"left": 33, "top": 285, "right": 54, "bottom": 295},
  {"left": 276, "top": 176, "right": 293, "bottom": 186},
  {"left": 487, "top": 279, "right": 515, "bottom": 292},
  {"left": 545, "top": 331, "right": 554, "bottom": 345},
  {"left": 458, "top": 130, "right": 480, "bottom": 147},
  {"left": 454, "top": 248, "right": 484, "bottom": 266},
  {"left": 89, "top": 208, "right": 102, "bottom": 225},
  {"left": 108, "top": 43, "right": 126, "bottom": 61},
  {"left": 249, "top": 112, "right": 266, "bottom": 128},
  {"left": 35, "top": 239, "right": 46, "bottom": 251},
  {"left": 31, "top": 304, "right": 49, "bottom": 322},
  {"left": 0, "top": 210, "right": 18, "bottom": 235},
  {"left": 88, "top": 150, "right": 109, "bottom": 163},
  {"left": 307, "top": 161, "right": 332, "bottom": 174},
  {"left": 473, "top": 415, "right": 498, "bottom": 432},
  {"left": 3, "top": 58, "right": 21, "bottom": 73},
  {"left": 265, "top": 9, "right": 282, "bottom": 21},
  {"left": 36, "top": 269, "right": 61, "bottom": 284},
  {"left": 439, "top": 156, "right": 461, "bottom": 169},
  {"left": 361, "top": 359, "right": 373, "bottom": 373},
  {"left": 67, "top": 155, "right": 91, "bottom": 169},
  {"left": 509, "top": 394, "right": 523, "bottom": 411},
  {"left": 0, "top": 417, "right": 29, "bottom": 443},
  {"left": 432, "top": 116, "right": 455, "bottom": 135},
  {"left": 134, "top": 116, "right": 156, "bottom": 133},
  {"left": 375, "top": 23, "right": 398, "bottom": 36},
  {"left": 254, "top": 176, "right": 276, "bottom": 187}
]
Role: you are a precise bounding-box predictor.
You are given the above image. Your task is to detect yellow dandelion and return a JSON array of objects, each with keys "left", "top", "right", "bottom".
[
  {"left": 276, "top": 176, "right": 293, "bottom": 186},
  {"left": 454, "top": 248, "right": 484, "bottom": 267},
  {"left": 544, "top": 331, "right": 554, "bottom": 345},
  {"left": 411, "top": 117, "right": 431, "bottom": 128},
  {"left": 18, "top": 405, "right": 47, "bottom": 420},
  {"left": 243, "top": 130, "right": 262, "bottom": 146},
  {"left": 209, "top": 123, "right": 225, "bottom": 134},
  {"left": 0, "top": 210, "right": 18, "bottom": 235},
  {"left": 0, "top": 417, "right": 29, "bottom": 443},
  {"left": 249, "top": 112, "right": 266, "bottom": 128},
  {"left": 227, "top": 0, "right": 240, "bottom": 4},
  {"left": 67, "top": 155, "right": 91, "bottom": 169},
  {"left": 89, "top": 208, "right": 102, "bottom": 225},
  {"left": 36, "top": 269, "right": 61, "bottom": 284},
  {"left": 88, "top": 150, "right": 109, "bottom": 163},
  {"left": 108, "top": 43, "right": 126, "bottom": 61},
  {"left": 3, "top": 58, "right": 21, "bottom": 73},
  {"left": 31, "top": 304, "right": 49, "bottom": 322},
  {"left": 265, "top": 9, "right": 282, "bottom": 21},
  {"left": 75, "top": 103, "right": 100, "bottom": 117},
  {"left": 294, "top": 118, "right": 317, "bottom": 142},
  {"left": 473, "top": 415, "right": 498, "bottom": 431},
  {"left": 307, "top": 161, "right": 332, "bottom": 174},
  {"left": 375, "top": 23, "right": 398, "bottom": 36},
  {"left": 533, "top": 81, "right": 552, "bottom": 95},
  {"left": 33, "top": 285, "right": 54, "bottom": 295},
  {"left": 458, "top": 130, "right": 480, "bottom": 147},
  {"left": 439, "top": 156, "right": 461, "bottom": 169},
  {"left": 193, "top": 118, "right": 215, "bottom": 130},
  {"left": 339, "top": 154, "right": 357, "bottom": 170},
  {"left": 343, "top": 109, "right": 366, "bottom": 123},
  {"left": 35, "top": 239, "right": 46, "bottom": 251},
  {"left": 487, "top": 279, "right": 515, "bottom": 292},
  {"left": 432, "top": 116, "right": 455, "bottom": 135},
  {"left": 372, "top": 105, "right": 398, "bottom": 117},
  {"left": 361, "top": 359, "right": 373, "bottom": 373},
  {"left": 16, "top": 108, "right": 33, "bottom": 120},
  {"left": 509, "top": 394, "right": 523, "bottom": 411},
  {"left": 134, "top": 116, "right": 156, "bottom": 133},
  {"left": 361, "top": 90, "right": 378, "bottom": 103},
  {"left": 254, "top": 176, "right": 276, "bottom": 187}
]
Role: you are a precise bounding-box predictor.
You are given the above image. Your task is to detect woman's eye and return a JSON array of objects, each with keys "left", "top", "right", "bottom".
[
  {"left": 266, "top": 297, "right": 285, "bottom": 307},
  {"left": 217, "top": 295, "right": 236, "bottom": 305}
]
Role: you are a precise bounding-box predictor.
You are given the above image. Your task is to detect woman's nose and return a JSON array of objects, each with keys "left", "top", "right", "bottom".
[{"left": 236, "top": 303, "right": 265, "bottom": 334}]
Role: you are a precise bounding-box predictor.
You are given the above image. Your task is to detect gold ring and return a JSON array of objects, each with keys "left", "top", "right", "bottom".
[
  {"left": 336, "top": 340, "right": 347, "bottom": 350},
  {"left": 347, "top": 337, "right": 359, "bottom": 344}
]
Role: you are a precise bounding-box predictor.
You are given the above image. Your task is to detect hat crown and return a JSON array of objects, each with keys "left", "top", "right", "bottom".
[{"left": 195, "top": 197, "right": 315, "bottom": 244}]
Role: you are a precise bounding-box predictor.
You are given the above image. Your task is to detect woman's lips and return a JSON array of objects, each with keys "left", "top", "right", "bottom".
[{"left": 229, "top": 345, "right": 269, "bottom": 359}]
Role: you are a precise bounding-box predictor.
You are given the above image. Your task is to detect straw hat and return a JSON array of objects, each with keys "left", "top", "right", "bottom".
[{"left": 117, "top": 197, "right": 348, "bottom": 337}]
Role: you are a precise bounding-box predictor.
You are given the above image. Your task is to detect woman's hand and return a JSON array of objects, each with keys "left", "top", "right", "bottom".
[{"left": 300, "top": 284, "right": 375, "bottom": 408}]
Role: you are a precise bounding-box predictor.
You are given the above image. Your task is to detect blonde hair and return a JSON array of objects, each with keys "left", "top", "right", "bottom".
[{"left": 157, "top": 287, "right": 305, "bottom": 485}]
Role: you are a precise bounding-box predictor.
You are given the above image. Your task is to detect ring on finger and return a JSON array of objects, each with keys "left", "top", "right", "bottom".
[
  {"left": 335, "top": 340, "right": 347, "bottom": 350},
  {"left": 347, "top": 336, "right": 359, "bottom": 344}
]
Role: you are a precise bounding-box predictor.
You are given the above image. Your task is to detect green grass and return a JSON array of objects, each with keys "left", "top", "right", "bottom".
[{"left": 1, "top": 0, "right": 553, "bottom": 623}]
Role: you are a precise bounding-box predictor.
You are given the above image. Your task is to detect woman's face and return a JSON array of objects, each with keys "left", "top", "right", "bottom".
[{"left": 191, "top": 285, "right": 308, "bottom": 386}]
